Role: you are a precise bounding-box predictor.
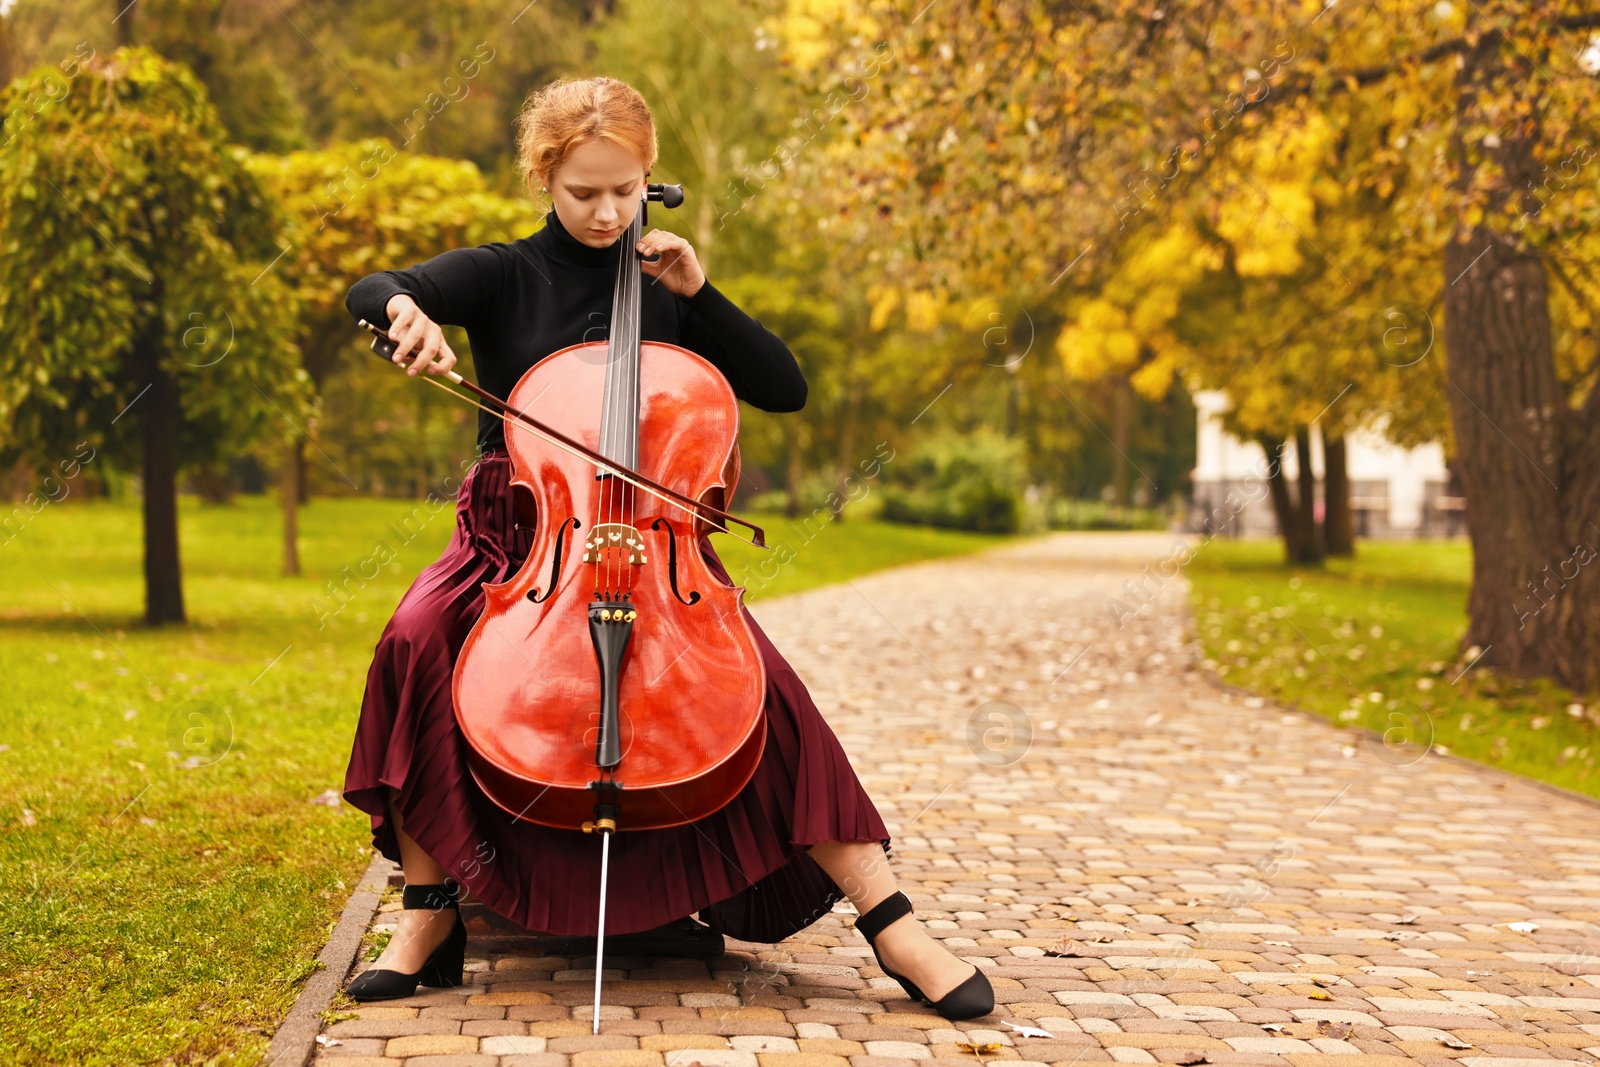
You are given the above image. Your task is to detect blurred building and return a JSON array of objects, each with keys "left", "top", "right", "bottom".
[{"left": 1188, "top": 390, "right": 1463, "bottom": 539}]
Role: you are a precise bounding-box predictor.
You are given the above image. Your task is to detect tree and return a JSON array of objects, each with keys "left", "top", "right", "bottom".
[
  {"left": 0, "top": 47, "right": 308, "bottom": 623},
  {"left": 4, "top": 0, "right": 592, "bottom": 182},
  {"left": 794, "top": 1, "right": 1600, "bottom": 692},
  {"left": 1435, "top": 18, "right": 1600, "bottom": 692},
  {"left": 247, "top": 140, "right": 539, "bottom": 573}
]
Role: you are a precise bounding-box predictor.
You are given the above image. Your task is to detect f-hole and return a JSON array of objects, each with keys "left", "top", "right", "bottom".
[
  {"left": 527, "top": 516, "right": 580, "bottom": 603},
  {"left": 649, "top": 518, "right": 701, "bottom": 606}
]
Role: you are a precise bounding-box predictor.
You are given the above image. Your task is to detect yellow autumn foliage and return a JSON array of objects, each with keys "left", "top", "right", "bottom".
[
  {"left": 1215, "top": 110, "right": 1336, "bottom": 277},
  {"left": 773, "top": 0, "right": 880, "bottom": 73},
  {"left": 1056, "top": 221, "right": 1209, "bottom": 398}
]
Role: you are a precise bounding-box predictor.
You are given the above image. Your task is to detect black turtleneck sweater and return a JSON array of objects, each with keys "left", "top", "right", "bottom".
[{"left": 345, "top": 209, "right": 807, "bottom": 452}]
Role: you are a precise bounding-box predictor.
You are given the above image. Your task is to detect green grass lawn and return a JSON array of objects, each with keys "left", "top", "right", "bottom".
[
  {"left": 0, "top": 494, "right": 1007, "bottom": 1067},
  {"left": 1187, "top": 538, "right": 1600, "bottom": 799}
]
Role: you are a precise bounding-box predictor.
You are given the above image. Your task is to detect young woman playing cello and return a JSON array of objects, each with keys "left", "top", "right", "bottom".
[{"left": 339, "top": 76, "right": 991, "bottom": 1021}]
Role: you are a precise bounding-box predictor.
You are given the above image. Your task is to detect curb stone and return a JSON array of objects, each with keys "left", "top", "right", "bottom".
[{"left": 259, "top": 851, "right": 397, "bottom": 1067}]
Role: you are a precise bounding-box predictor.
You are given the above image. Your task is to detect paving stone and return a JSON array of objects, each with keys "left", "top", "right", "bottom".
[
  {"left": 384, "top": 1033, "right": 478, "bottom": 1056},
  {"left": 318, "top": 1037, "right": 389, "bottom": 1056},
  {"left": 571, "top": 1052, "right": 668, "bottom": 1067},
  {"left": 461, "top": 1019, "right": 529, "bottom": 1037},
  {"left": 660, "top": 1052, "right": 759, "bottom": 1067},
  {"left": 289, "top": 535, "right": 1600, "bottom": 1067}
]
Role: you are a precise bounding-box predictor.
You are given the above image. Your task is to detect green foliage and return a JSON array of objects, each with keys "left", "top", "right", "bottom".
[
  {"left": 0, "top": 46, "right": 310, "bottom": 471},
  {"left": 879, "top": 429, "right": 1026, "bottom": 534},
  {"left": 244, "top": 142, "right": 542, "bottom": 504},
  {"left": 2, "top": 0, "right": 593, "bottom": 180},
  {"left": 1044, "top": 498, "right": 1169, "bottom": 532},
  {"left": 245, "top": 140, "right": 541, "bottom": 339}
]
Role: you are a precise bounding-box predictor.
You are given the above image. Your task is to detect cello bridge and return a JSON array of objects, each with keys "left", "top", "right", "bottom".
[{"left": 582, "top": 522, "right": 647, "bottom": 565}]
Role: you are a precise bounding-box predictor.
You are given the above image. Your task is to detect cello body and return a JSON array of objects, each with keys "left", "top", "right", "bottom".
[{"left": 451, "top": 337, "right": 767, "bottom": 831}]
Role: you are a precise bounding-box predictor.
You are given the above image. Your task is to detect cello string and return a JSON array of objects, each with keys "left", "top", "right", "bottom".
[
  {"left": 404, "top": 371, "right": 760, "bottom": 546},
  {"left": 599, "top": 213, "right": 627, "bottom": 601},
  {"left": 608, "top": 207, "right": 638, "bottom": 599},
  {"left": 623, "top": 210, "right": 639, "bottom": 599},
  {"left": 604, "top": 205, "right": 638, "bottom": 599}
]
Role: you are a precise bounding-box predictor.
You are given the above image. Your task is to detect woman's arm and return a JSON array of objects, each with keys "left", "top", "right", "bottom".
[
  {"left": 345, "top": 244, "right": 510, "bottom": 330},
  {"left": 346, "top": 244, "right": 510, "bottom": 378},
  {"left": 677, "top": 280, "right": 808, "bottom": 412}
]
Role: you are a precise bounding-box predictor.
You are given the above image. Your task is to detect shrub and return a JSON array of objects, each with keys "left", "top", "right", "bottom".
[
  {"left": 880, "top": 429, "right": 1025, "bottom": 533},
  {"left": 1046, "top": 497, "right": 1171, "bottom": 531}
]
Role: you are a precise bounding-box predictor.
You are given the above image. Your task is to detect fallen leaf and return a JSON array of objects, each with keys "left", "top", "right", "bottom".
[
  {"left": 1311, "top": 976, "right": 1338, "bottom": 987},
  {"left": 1173, "top": 1053, "right": 1208, "bottom": 1066},
  {"left": 1504, "top": 921, "right": 1539, "bottom": 933},
  {"left": 1263, "top": 939, "right": 1292, "bottom": 947},
  {"left": 1395, "top": 914, "right": 1418, "bottom": 925},
  {"left": 957, "top": 1042, "right": 1002, "bottom": 1060},
  {"left": 1260, "top": 1024, "right": 1284, "bottom": 1033},
  {"left": 1306, "top": 990, "right": 1333, "bottom": 1001},
  {"left": 1316, "top": 1020, "right": 1352, "bottom": 1039},
  {"left": 1003, "top": 1022, "right": 1054, "bottom": 1039},
  {"left": 1440, "top": 1036, "right": 1473, "bottom": 1049},
  {"left": 1043, "top": 936, "right": 1087, "bottom": 958}
]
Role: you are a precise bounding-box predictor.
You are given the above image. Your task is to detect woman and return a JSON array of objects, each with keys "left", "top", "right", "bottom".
[{"left": 339, "top": 76, "right": 992, "bottom": 1021}]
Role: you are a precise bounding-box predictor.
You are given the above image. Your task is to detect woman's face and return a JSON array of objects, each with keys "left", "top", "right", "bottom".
[{"left": 548, "top": 138, "right": 646, "bottom": 248}]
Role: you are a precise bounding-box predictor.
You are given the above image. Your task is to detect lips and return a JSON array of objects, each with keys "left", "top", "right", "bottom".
[{"left": 591, "top": 227, "right": 618, "bottom": 238}]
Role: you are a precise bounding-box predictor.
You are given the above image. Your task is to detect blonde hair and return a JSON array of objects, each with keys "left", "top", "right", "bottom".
[{"left": 513, "top": 76, "right": 658, "bottom": 199}]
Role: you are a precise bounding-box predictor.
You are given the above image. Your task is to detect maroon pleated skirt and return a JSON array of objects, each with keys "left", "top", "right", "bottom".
[{"left": 342, "top": 451, "right": 889, "bottom": 941}]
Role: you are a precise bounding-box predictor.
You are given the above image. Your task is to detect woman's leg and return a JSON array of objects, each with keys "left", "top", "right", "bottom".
[
  {"left": 366, "top": 792, "right": 460, "bottom": 973},
  {"left": 808, "top": 840, "right": 977, "bottom": 1001}
]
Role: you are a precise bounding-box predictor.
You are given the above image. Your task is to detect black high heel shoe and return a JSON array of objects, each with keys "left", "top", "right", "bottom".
[
  {"left": 346, "top": 882, "right": 468, "bottom": 1002},
  {"left": 856, "top": 891, "right": 994, "bottom": 1021}
]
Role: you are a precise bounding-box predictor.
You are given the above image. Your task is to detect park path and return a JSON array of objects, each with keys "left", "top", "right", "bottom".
[{"left": 304, "top": 532, "right": 1600, "bottom": 1067}]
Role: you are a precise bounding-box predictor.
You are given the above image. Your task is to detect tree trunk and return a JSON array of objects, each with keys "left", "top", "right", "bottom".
[
  {"left": 113, "top": 0, "right": 135, "bottom": 45},
  {"left": 296, "top": 438, "right": 310, "bottom": 505},
  {"left": 1294, "top": 425, "right": 1323, "bottom": 564},
  {"left": 1440, "top": 30, "right": 1600, "bottom": 693},
  {"left": 135, "top": 322, "right": 185, "bottom": 624},
  {"left": 1110, "top": 376, "right": 1130, "bottom": 507},
  {"left": 282, "top": 440, "right": 301, "bottom": 577},
  {"left": 1256, "top": 433, "right": 1304, "bottom": 565},
  {"left": 784, "top": 422, "right": 803, "bottom": 519},
  {"left": 695, "top": 136, "right": 718, "bottom": 276},
  {"left": 1005, "top": 361, "right": 1021, "bottom": 438},
  {"left": 831, "top": 379, "right": 861, "bottom": 522},
  {"left": 0, "top": 13, "right": 14, "bottom": 88},
  {"left": 1324, "top": 435, "right": 1354, "bottom": 556}
]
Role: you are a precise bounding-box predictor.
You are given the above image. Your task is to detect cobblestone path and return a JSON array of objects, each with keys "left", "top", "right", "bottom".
[{"left": 309, "top": 532, "right": 1600, "bottom": 1067}]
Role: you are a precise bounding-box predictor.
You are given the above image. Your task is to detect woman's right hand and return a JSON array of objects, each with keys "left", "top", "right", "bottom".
[{"left": 385, "top": 294, "right": 459, "bottom": 377}]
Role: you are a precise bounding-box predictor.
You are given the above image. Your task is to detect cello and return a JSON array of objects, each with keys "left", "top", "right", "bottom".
[{"left": 358, "top": 183, "right": 770, "bottom": 1029}]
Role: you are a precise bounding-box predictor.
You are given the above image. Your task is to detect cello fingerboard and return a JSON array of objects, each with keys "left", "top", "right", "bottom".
[{"left": 595, "top": 206, "right": 645, "bottom": 479}]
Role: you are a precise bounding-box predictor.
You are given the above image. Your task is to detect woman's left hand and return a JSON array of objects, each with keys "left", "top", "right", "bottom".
[{"left": 637, "top": 229, "right": 707, "bottom": 298}]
